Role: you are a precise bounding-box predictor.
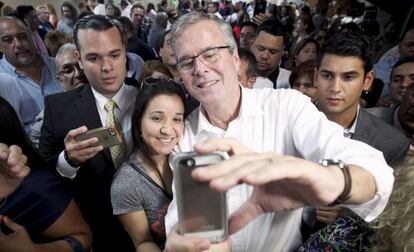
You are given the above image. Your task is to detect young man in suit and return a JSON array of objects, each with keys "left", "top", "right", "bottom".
[
  {"left": 315, "top": 32, "right": 409, "bottom": 167},
  {"left": 39, "top": 15, "right": 137, "bottom": 251},
  {"left": 300, "top": 32, "right": 409, "bottom": 250}
]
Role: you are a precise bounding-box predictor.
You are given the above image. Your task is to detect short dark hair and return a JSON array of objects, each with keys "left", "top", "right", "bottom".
[
  {"left": 131, "top": 3, "right": 145, "bottom": 15},
  {"left": 316, "top": 32, "right": 373, "bottom": 74},
  {"left": 390, "top": 56, "right": 414, "bottom": 80},
  {"left": 131, "top": 80, "right": 187, "bottom": 163},
  {"left": 73, "top": 15, "right": 126, "bottom": 51},
  {"left": 256, "top": 19, "right": 286, "bottom": 44},
  {"left": 238, "top": 48, "right": 256, "bottom": 78},
  {"left": 16, "top": 5, "right": 35, "bottom": 17},
  {"left": 241, "top": 21, "right": 257, "bottom": 31}
]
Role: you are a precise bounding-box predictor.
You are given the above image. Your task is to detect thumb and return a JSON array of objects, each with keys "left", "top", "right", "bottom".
[
  {"left": 228, "top": 198, "right": 261, "bottom": 235},
  {"left": 3, "top": 216, "right": 23, "bottom": 232}
]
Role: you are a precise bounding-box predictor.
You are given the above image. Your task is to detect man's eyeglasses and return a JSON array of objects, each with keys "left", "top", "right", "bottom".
[
  {"left": 176, "top": 46, "right": 230, "bottom": 73},
  {"left": 58, "top": 63, "right": 83, "bottom": 78}
]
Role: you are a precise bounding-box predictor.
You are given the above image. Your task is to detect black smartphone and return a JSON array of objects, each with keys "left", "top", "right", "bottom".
[{"left": 254, "top": 0, "right": 267, "bottom": 16}]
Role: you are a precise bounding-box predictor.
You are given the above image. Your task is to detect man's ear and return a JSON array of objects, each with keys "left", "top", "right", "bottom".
[
  {"left": 75, "top": 49, "right": 83, "bottom": 69},
  {"left": 363, "top": 69, "right": 374, "bottom": 91}
]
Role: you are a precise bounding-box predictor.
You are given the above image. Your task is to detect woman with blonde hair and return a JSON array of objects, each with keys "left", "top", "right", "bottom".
[{"left": 45, "top": 3, "right": 58, "bottom": 29}]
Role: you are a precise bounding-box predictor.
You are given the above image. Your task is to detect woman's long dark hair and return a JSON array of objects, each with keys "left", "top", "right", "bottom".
[{"left": 0, "top": 97, "right": 46, "bottom": 168}]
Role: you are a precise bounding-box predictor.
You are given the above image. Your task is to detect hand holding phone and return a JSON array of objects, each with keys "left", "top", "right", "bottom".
[
  {"left": 63, "top": 126, "right": 106, "bottom": 165},
  {"left": 171, "top": 152, "right": 228, "bottom": 243},
  {"left": 75, "top": 127, "right": 122, "bottom": 149}
]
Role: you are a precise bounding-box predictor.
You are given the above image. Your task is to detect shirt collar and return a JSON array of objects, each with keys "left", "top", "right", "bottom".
[
  {"left": 91, "top": 83, "right": 127, "bottom": 111},
  {"left": 195, "top": 85, "right": 264, "bottom": 135},
  {"left": 344, "top": 105, "right": 360, "bottom": 138}
]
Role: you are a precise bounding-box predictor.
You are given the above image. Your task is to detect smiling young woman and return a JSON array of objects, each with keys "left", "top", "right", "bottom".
[{"left": 110, "top": 79, "right": 187, "bottom": 251}]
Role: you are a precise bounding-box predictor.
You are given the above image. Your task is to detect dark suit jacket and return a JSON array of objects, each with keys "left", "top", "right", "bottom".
[
  {"left": 39, "top": 85, "right": 135, "bottom": 251},
  {"left": 353, "top": 108, "right": 409, "bottom": 167}
]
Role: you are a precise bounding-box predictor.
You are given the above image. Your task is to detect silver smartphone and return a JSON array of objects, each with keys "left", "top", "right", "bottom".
[
  {"left": 171, "top": 151, "right": 228, "bottom": 243},
  {"left": 74, "top": 127, "right": 122, "bottom": 149}
]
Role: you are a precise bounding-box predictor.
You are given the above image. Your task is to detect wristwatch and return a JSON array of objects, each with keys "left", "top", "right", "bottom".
[
  {"left": 318, "top": 159, "right": 352, "bottom": 204},
  {"left": 64, "top": 150, "right": 80, "bottom": 168}
]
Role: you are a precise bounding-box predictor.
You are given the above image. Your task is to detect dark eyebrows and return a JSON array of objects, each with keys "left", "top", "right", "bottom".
[{"left": 85, "top": 48, "right": 122, "bottom": 58}]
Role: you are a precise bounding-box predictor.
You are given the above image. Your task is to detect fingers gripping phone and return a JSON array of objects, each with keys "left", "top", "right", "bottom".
[
  {"left": 74, "top": 127, "right": 122, "bottom": 149},
  {"left": 171, "top": 152, "right": 228, "bottom": 243}
]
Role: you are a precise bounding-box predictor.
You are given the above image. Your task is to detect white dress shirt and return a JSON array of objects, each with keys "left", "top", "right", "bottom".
[
  {"left": 254, "top": 68, "right": 291, "bottom": 89},
  {"left": 57, "top": 84, "right": 138, "bottom": 178},
  {"left": 165, "top": 86, "right": 394, "bottom": 252}
]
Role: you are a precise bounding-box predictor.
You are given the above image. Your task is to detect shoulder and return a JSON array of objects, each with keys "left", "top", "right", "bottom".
[
  {"left": 45, "top": 85, "right": 86, "bottom": 103},
  {"left": 357, "top": 108, "right": 408, "bottom": 146},
  {"left": 111, "top": 161, "right": 143, "bottom": 195},
  {"left": 365, "top": 106, "right": 395, "bottom": 124}
]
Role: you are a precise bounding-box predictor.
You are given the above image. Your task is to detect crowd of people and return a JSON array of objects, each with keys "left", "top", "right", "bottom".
[{"left": 0, "top": 0, "right": 414, "bottom": 251}]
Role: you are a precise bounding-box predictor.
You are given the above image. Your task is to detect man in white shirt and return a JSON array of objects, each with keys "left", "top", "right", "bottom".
[
  {"left": 39, "top": 15, "right": 137, "bottom": 252},
  {"left": 250, "top": 19, "right": 291, "bottom": 89},
  {"left": 163, "top": 12, "right": 394, "bottom": 252}
]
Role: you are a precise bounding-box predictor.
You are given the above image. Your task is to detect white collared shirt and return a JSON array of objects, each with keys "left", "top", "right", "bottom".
[
  {"left": 343, "top": 105, "right": 360, "bottom": 138},
  {"left": 57, "top": 83, "right": 138, "bottom": 178},
  {"left": 165, "top": 86, "right": 393, "bottom": 252}
]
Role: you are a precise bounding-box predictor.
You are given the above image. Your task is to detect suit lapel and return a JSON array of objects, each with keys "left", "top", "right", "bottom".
[
  {"left": 352, "top": 108, "right": 371, "bottom": 142},
  {"left": 75, "top": 85, "right": 114, "bottom": 165}
]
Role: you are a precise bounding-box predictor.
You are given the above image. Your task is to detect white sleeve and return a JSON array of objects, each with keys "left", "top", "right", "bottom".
[
  {"left": 56, "top": 151, "right": 80, "bottom": 179},
  {"left": 286, "top": 92, "right": 394, "bottom": 222}
]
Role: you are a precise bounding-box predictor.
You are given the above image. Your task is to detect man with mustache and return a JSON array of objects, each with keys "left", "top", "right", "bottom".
[
  {"left": 0, "top": 16, "right": 62, "bottom": 133},
  {"left": 250, "top": 19, "right": 290, "bottom": 89}
]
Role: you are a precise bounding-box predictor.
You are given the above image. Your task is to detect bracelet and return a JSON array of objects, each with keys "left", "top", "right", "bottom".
[
  {"left": 64, "top": 150, "right": 80, "bottom": 168},
  {"left": 62, "top": 236, "right": 85, "bottom": 252},
  {"left": 318, "top": 159, "right": 352, "bottom": 204}
]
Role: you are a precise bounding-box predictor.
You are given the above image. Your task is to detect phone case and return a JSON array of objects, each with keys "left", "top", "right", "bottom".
[
  {"left": 170, "top": 152, "right": 228, "bottom": 243},
  {"left": 74, "top": 127, "right": 122, "bottom": 148}
]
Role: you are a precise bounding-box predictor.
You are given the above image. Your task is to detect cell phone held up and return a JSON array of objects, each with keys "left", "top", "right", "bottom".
[
  {"left": 74, "top": 127, "right": 122, "bottom": 149},
  {"left": 171, "top": 152, "right": 228, "bottom": 243}
]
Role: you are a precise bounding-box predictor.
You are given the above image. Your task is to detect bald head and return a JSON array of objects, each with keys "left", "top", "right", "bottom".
[{"left": 0, "top": 17, "right": 37, "bottom": 67}]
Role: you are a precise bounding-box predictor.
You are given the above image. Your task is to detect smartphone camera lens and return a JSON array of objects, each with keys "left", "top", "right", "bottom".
[{"left": 186, "top": 158, "right": 195, "bottom": 167}]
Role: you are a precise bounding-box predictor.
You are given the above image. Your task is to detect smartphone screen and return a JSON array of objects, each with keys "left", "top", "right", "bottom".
[{"left": 172, "top": 152, "right": 227, "bottom": 242}]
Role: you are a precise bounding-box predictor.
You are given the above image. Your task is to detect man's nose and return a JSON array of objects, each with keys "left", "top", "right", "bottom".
[
  {"left": 330, "top": 77, "right": 341, "bottom": 92},
  {"left": 101, "top": 58, "right": 113, "bottom": 72}
]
